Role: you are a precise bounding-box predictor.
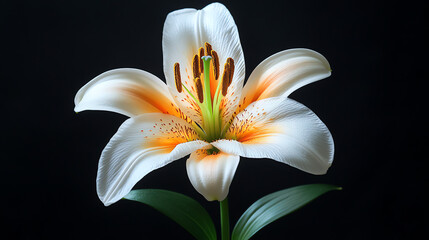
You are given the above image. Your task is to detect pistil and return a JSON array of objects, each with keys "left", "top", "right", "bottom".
[
  {"left": 201, "top": 56, "right": 216, "bottom": 140},
  {"left": 201, "top": 56, "right": 214, "bottom": 115}
]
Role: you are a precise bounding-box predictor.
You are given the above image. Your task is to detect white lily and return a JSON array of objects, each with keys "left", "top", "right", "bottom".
[{"left": 74, "top": 3, "right": 334, "bottom": 206}]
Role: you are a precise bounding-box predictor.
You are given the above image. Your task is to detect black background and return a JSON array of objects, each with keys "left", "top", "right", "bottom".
[{"left": 2, "top": 0, "right": 427, "bottom": 239}]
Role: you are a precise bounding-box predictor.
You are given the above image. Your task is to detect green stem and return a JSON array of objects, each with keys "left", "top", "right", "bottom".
[{"left": 220, "top": 198, "right": 230, "bottom": 240}]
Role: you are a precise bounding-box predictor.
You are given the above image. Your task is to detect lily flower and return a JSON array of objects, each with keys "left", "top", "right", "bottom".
[{"left": 74, "top": 3, "right": 334, "bottom": 206}]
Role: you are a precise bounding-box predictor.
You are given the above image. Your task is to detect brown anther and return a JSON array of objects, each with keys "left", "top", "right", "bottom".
[
  {"left": 195, "top": 77, "right": 204, "bottom": 103},
  {"left": 174, "top": 62, "right": 182, "bottom": 93},
  {"left": 205, "top": 42, "right": 212, "bottom": 56},
  {"left": 192, "top": 54, "right": 200, "bottom": 79},
  {"left": 198, "top": 47, "right": 205, "bottom": 73},
  {"left": 211, "top": 50, "right": 220, "bottom": 80},
  {"left": 226, "top": 58, "right": 235, "bottom": 86},
  {"left": 221, "top": 65, "right": 230, "bottom": 96}
]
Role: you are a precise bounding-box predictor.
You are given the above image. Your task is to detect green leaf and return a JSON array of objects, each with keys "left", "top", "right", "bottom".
[
  {"left": 231, "top": 184, "right": 341, "bottom": 240},
  {"left": 124, "top": 189, "right": 217, "bottom": 240}
]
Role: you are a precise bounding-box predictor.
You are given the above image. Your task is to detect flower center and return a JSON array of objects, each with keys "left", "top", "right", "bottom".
[{"left": 174, "top": 42, "right": 235, "bottom": 142}]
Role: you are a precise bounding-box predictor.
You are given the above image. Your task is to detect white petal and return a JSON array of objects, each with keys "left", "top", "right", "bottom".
[
  {"left": 97, "top": 113, "right": 209, "bottom": 206},
  {"left": 74, "top": 68, "right": 178, "bottom": 117},
  {"left": 238, "top": 49, "right": 331, "bottom": 112},
  {"left": 186, "top": 150, "right": 239, "bottom": 201},
  {"left": 162, "top": 3, "right": 245, "bottom": 125},
  {"left": 212, "top": 97, "right": 334, "bottom": 175}
]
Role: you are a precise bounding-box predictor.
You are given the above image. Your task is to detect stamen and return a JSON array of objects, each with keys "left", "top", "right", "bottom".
[
  {"left": 198, "top": 47, "right": 205, "bottom": 73},
  {"left": 205, "top": 42, "right": 212, "bottom": 56},
  {"left": 192, "top": 54, "right": 200, "bottom": 79},
  {"left": 195, "top": 77, "right": 204, "bottom": 103},
  {"left": 226, "top": 58, "right": 235, "bottom": 86},
  {"left": 211, "top": 50, "right": 220, "bottom": 80},
  {"left": 221, "top": 64, "right": 230, "bottom": 96},
  {"left": 174, "top": 62, "right": 182, "bottom": 93}
]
